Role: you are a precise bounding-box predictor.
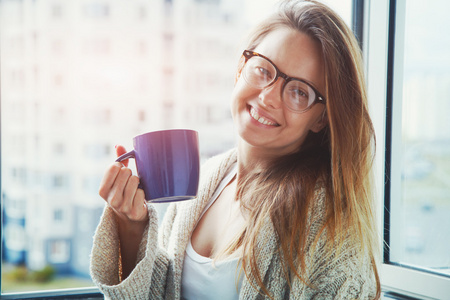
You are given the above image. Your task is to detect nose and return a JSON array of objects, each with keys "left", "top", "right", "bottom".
[{"left": 258, "top": 78, "right": 284, "bottom": 109}]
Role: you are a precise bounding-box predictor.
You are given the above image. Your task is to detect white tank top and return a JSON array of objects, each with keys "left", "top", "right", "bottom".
[{"left": 181, "top": 164, "right": 242, "bottom": 300}]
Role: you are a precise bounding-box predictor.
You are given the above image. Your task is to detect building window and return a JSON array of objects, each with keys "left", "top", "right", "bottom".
[
  {"left": 84, "top": 3, "right": 109, "bottom": 18},
  {"left": 54, "top": 73, "right": 64, "bottom": 87},
  {"left": 138, "top": 109, "right": 146, "bottom": 122},
  {"left": 54, "top": 209, "right": 64, "bottom": 222},
  {"left": 138, "top": 5, "right": 147, "bottom": 19},
  {"left": 137, "top": 40, "right": 147, "bottom": 55},
  {"left": 5, "top": 225, "right": 27, "bottom": 251},
  {"left": 83, "top": 38, "right": 111, "bottom": 55},
  {"left": 54, "top": 142, "right": 65, "bottom": 155},
  {"left": 49, "top": 240, "right": 70, "bottom": 264},
  {"left": 84, "top": 143, "right": 110, "bottom": 159},
  {"left": 53, "top": 174, "right": 67, "bottom": 188},
  {"left": 51, "top": 4, "right": 63, "bottom": 18},
  {"left": 52, "top": 39, "right": 64, "bottom": 54}
]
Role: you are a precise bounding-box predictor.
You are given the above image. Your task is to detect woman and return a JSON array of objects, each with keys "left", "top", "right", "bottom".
[{"left": 91, "top": 0, "right": 381, "bottom": 299}]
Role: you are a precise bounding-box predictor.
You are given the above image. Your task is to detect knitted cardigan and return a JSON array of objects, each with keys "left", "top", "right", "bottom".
[{"left": 90, "top": 149, "right": 377, "bottom": 299}]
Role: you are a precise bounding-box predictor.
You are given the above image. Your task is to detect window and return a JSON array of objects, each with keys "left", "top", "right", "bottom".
[
  {"left": 53, "top": 209, "right": 63, "bottom": 222},
  {"left": 389, "top": 0, "right": 450, "bottom": 276},
  {"left": 48, "top": 240, "right": 70, "bottom": 264},
  {"left": 137, "top": 5, "right": 147, "bottom": 20},
  {"left": 51, "top": 4, "right": 63, "bottom": 19},
  {"left": 366, "top": 0, "right": 450, "bottom": 298},
  {"left": 52, "top": 174, "right": 68, "bottom": 189},
  {"left": 54, "top": 142, "right": 65, "bottom": 156},
  {"left": 84, "top": 3, "right": 109, "bottom": 18},
  {"left": 0, "top": 0, "right": 353, "bottom": 298}
]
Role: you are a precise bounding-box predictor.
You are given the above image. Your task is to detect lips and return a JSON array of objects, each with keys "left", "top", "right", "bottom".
[{"left": 249, "top": 106, "right": 279, "bottom": 126}]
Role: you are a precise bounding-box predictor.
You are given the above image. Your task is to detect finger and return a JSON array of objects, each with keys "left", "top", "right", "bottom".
[
  {"left": 121, "top": 175, "right": 140, "bottom": 215},
  {"left": 98, "top": 162, "right": 122, "bottom": 200},
  {"left": 108, "top": 166, "right": 133, "bottom": 208},
  {"left": 131, "top": 188, "right": 148, "bottom": 222},
  {"left": 115, "top": 144, "right": 129, "bottom": 167}
]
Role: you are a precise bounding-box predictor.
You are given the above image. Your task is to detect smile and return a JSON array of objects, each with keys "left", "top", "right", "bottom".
[{"left": 249, "top": 107, "right": 279, "bottom": 126}]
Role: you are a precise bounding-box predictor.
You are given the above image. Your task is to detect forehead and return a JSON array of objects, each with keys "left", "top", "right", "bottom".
[{"left": 253, "top": 27, "right": 325, "bottom": 91}]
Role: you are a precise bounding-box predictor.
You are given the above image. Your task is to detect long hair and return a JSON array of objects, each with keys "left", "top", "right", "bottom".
[{"left": 223, "top": 0, "right": 380, "bottom": 298}]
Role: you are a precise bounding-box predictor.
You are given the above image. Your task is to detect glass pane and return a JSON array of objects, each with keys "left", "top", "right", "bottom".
[
  {"left": 390, "top": 0, "right": 450, "bottom": 276},
  {"left": 0, "top": 0, "right": 353, "bottom": 294}
]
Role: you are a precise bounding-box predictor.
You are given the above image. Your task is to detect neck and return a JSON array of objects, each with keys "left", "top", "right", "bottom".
[{"left": 236, "top": 140, "right": 279, "bottom": 182}]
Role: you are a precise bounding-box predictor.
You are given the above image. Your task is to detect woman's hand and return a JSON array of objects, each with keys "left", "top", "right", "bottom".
[
  {"left": 98, "top": 145, "right": 149, "bottom": 279},
  {"left": 99, "top": 145, "right": 149, "bottom": 225}
]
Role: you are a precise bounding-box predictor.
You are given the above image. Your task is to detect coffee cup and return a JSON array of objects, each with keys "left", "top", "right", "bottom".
[{"left": 116, "top": 129, "right": 200, "bottom": 203}]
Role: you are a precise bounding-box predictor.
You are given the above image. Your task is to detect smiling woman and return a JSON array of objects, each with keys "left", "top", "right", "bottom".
[{"left": 90, "top": 1, "right": 380, "bottom": 299}]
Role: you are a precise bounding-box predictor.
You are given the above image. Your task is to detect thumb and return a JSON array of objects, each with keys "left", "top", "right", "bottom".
[{"left": 115, "top": 144, "right": 129, "bottom": 167}]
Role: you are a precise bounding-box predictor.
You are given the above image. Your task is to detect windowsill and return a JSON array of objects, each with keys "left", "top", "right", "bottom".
[
  {"left": 0, "top": 287, "right": 102, "bottom": 300},
  {"left": 0, "top": 288, "right": 430, "bottom": 300},
  {"left": 381, "top": 264, "right": 450, "bottom": 300},
  {"left": 382, "top": 291, "right": 423, "bottom": 300}
]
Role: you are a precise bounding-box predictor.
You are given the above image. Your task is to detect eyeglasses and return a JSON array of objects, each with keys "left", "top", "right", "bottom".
[{"left": 241, "top": 50, "right": 326, "bottom": 113}]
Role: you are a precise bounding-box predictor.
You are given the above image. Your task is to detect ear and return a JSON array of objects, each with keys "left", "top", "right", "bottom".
[
  {"left": 310, "top": 109, "right": 328, "bottom": 133},
  {"left": 234, "top": 56, "right": 245, "bottom": 84}
]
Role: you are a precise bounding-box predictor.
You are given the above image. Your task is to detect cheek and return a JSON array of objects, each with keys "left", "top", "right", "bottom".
[
  {"left": 231, "top": 80, "right": 249, "bottom": 109},
  {"left": 230, "top": 85, "right": 243, "bottom": 119},
  {"left": 285, "top": 108, "right": 324, "bottom": 133}
]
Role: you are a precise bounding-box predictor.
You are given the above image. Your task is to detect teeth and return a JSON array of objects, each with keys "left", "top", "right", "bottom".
[{"left": 250, "top": 107, "right": 277, "bottom": 126}]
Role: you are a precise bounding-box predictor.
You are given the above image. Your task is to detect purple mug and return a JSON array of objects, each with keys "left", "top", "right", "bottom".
[{"left": 116, "top": 129, "right": 200, "bottom": 203}]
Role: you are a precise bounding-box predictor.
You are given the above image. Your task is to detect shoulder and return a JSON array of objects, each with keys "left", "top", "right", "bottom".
[
  {"left": 200, "top": 148, "right": 237, "bottom": 173},
  {"left": 197, "top": 148, "right": 237, "bottom": 188}
]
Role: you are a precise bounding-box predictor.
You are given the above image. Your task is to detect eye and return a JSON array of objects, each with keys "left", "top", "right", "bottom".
[
  {"left": 288, "top": 86, "right": 309, "bottom": 100},
  {"left": 255, "top": 66, "right": 272, "bottom": 80},
  {"left": 284, "top": 80, "right": 314, "bottom": 111},
  {"left": 244, "top": 56, "right": 275, "bottom": 86},
  {"left": 293, "top": 88, "right": 308, "bottom": 98}
]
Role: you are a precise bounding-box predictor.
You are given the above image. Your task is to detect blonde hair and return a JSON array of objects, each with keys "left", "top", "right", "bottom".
[{"left": 224, "top": 0, "right": 380, "bottom": 298}]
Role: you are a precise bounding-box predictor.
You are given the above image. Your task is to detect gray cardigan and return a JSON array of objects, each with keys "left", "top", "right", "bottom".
[{"left": 90, "top": 149, "right": 377, "bottom": 299}]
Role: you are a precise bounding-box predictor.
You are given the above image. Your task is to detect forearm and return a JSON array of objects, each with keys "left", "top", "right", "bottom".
[
  {"left": 91, "top": 204, "right": 170, "bottom": 299},
  {"left": 117, "top": 216, "right": 148, "bottom": 280}
]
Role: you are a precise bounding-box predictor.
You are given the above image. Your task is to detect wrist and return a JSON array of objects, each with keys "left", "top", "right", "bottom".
[{"left": 116, "top": 215, "right": 148, "bottom": 238}]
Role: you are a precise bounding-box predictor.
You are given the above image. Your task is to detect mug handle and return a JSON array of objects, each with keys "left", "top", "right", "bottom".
[
  {"left": 115, "top": 149, "right": 145, "bottom": 191},
  {"left": 116, "top": 150, "right": 135, "bottom": 162}
]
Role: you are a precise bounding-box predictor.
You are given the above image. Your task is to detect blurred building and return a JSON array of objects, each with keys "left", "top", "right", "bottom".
[{"left": 1, "top": 0, "right": 245, "bottom": 277}]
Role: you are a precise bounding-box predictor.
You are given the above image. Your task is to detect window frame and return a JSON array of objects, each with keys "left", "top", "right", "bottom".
[
  {"left": 0, "top": 287, "right": 101, "bottom": 300},
  {"left": 366, "top": 0, "right": 450, "bottom": 298}
]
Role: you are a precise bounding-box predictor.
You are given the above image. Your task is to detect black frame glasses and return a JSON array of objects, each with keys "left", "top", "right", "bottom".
[{"left": 241, "top": 50, "right": 326, "bottom": 113}]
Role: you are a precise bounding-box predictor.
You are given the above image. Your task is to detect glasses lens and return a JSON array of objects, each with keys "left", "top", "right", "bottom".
[
  {"left": 283, "top": 80, "right": 316, "bottom": 112},
  {"left": 243, "top": 56, "right": 276, "bottom": 88}
]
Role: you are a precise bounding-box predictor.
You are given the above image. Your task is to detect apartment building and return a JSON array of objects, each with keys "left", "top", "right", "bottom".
[{"left": 1, "top": 0, "right": 246, "bottom": 277}]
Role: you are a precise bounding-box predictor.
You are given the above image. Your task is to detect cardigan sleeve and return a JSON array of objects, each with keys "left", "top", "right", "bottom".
[
  {"left": 301, "top": 241, "right": 377, "bottom": 299},
  {"left": 90, "top": 204, "right": 171, "bottom": 299},
  {"left": 288, "top": 187, "right": 378, "bottom": 300},
  {"left": 285, "top": 232, "right": 378, "bottom": 300}
]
